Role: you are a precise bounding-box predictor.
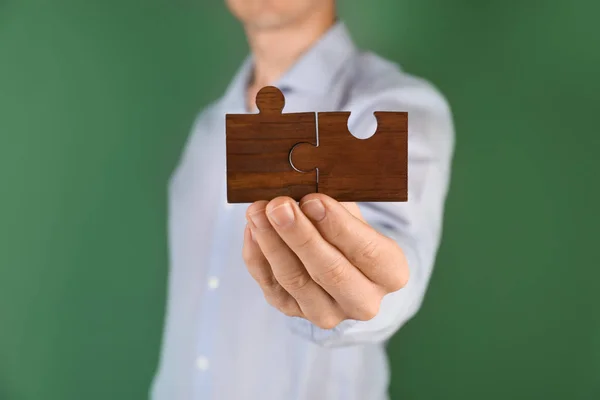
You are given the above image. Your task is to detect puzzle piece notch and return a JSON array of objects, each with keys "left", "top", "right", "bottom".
[
  {"left": 289, "top": 111, "right": 408, "bottom": 202},
  {"left": 226, "top": 86, "right": 318, "bottom": 203}
]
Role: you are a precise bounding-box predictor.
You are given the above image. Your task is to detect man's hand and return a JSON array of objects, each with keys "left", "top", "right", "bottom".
[{"left": 243, "top": 194, "right": 410, "bottom": 330}]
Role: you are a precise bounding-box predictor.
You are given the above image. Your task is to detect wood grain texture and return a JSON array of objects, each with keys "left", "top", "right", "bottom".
[
  {"left": 226, "top": 86, "right": 317, "bottom": 203},
  {"left": 290, "top": 111, "right": 408, "bottom": 202}
]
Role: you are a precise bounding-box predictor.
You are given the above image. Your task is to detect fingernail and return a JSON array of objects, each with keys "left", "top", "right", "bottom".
[
  {"left": 301, "top": 199, "right": 326, "bottom": 221},
  {"left": 268, "top": 202, "right": 295, "bottom": 226},
  {"left": 248, "top": 209, "right": 270, "bottom": 229}
]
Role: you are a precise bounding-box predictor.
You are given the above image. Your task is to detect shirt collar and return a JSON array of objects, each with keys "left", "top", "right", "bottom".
[
  {"left": 221, "top": 20, "right": 357, "bottom": 109},
  {"left": 275, "top": 21, "right": 357, "bottom": 94}
]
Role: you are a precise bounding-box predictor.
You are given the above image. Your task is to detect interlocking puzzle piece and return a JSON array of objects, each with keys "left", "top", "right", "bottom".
[
  {"left": 226, "top": 86, "right": 317, "bottom": 203},
  {"left": 289, "top": 111, "right": 408, "bottom": 202},
  {"left": 226, "top": 85, "right": 408, "bottom": 203}
]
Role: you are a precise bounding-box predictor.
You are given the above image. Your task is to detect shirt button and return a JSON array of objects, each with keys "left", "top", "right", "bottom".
[
  {"left": 207, "top": 276, "right": 220, "bottom": 290},
  {"left": 196, "top": 356, "right": 210, "bottom": 371}
]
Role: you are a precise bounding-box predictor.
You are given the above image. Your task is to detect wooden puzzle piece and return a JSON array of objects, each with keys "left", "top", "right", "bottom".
[
  {"left": 289, "top": 111, "right": 408, "bottom": 202},
  {"left": 226, "top": 86, "right": 317, "bottom": 203}
]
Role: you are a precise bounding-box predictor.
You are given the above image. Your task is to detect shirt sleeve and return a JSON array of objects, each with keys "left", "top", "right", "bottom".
[{"left": 286, "top": 76, "right": 455, "bottom": 347}]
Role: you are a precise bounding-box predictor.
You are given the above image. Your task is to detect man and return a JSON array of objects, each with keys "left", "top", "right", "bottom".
[{"left": 150, "top": 1, "right": 454, "bottom": 399}]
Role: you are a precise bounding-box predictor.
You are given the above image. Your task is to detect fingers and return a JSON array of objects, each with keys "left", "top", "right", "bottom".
[
  {"left": 246, "top": 202, "right": 346, "bottom": 329},
  {"left": 264, "top": 197, "right": 382, "bottom": 321},
  {"left": 340, "top": 202, "right": 366, "bottom": 222},
  {"left": 300, "top": 194, "right": 409, "bottom": 293},
  {"left": 242, "top": 222, "right": 303, "bottom": 318},
  {"left": 243, "top": 195, "right": 408, "bottom": 327}
]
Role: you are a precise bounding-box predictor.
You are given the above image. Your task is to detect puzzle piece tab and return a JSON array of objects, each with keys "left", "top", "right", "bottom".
[
  {"left": 289, "top": 111, "right": 408, "bottom": 202},
  {"left": 226, "top": 86, "right": 317, "bottom": 203}
]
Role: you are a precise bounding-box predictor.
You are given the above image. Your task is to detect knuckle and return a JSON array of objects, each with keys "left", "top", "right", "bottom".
[
  {"left": 387, "top": 269, "right": 410, "bottom": 292},
  {"left": 327, "top": 229, "right": 345, "bottom": 246},
  {"left": 314, "top": 256, "right": 348, "bottom": 287},
  {"left": 274, "top": 299, "right": 299, "bottom": 317},
  {"left": 321, "top": 214, "right": 352, "bottom": 244},
  {"left": 326, "top": 222, "right": 346, "bottom": 242},
  {"left": 356, "top": 239, "right": 381, "bottom": 265},
  {"left": 276, "top": 269, "right": 312, "bottom": 292},
  {"left": 294, "top": 234, "right": 317, "bottom": 251},
  {"left": 384, "top": 255, "right": 411, "bottom": 292},
  {"left": 352, "top": 299, "right": 382, "bottom": 321},
  {"left": 264, "top": 289, "right": 288, "bottom": 310},
  {"left": 313, "top": 313, "right": 343, "bottom": 330},
  {"left": 243, "top": 251, "right": 268, "bottom": 274},
  {"left": 280, "top": 303, "right": 300, "bottom": 317},
  {"left": 259, "top": 240, "right": 284, "bottom": 256},
  {"left": 253, "top": 273, "right": 276, "bottom": 289},
  {"left": 243, "top": 250, "right": 262, "bottom": 267},
  {"left": 260, "top": 242, "right": 295, "bottom": 265},
  {"left": 248, "top": 266, "right": 277, "bottom": 289}
]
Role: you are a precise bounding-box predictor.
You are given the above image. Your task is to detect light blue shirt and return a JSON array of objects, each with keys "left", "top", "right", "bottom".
[{"left": 150, "top": 21, "right": 454, "bottom": 400}]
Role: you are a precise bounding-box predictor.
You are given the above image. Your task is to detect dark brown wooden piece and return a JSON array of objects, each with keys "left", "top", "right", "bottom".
[
  {"left": 226, "top": 86, "right": 317, "bottom": 203},
  {"left": 289, "top": 111, "right": 408, "bottom": 202}
]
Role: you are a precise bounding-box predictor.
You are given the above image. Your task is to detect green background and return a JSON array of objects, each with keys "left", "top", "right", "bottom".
[{"left": 1, "top": 1, "right": 598, "bottom": 399}]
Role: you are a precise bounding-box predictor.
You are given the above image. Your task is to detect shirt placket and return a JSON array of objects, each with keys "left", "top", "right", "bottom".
[{"left": 193, "top": 172, "right": 233, "bottom": 399}]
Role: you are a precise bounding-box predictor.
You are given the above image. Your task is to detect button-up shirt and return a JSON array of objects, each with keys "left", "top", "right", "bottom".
[{"left": 150, "top": 21, "right": 454, "bottom": 400}]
